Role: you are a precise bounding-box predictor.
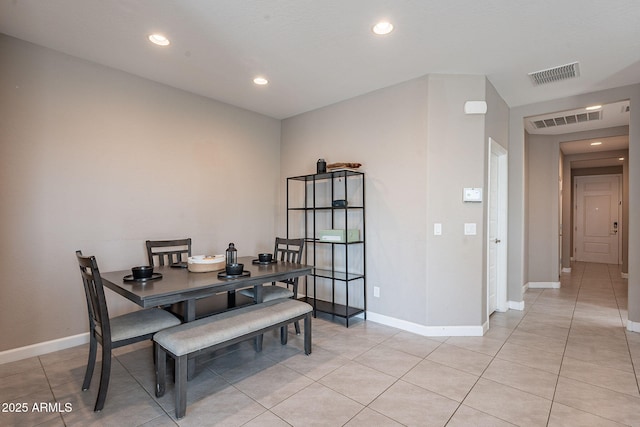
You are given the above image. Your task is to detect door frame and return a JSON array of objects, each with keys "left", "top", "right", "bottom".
[{"left": 487, "top": 138, "right": 508, "bottom": 318}]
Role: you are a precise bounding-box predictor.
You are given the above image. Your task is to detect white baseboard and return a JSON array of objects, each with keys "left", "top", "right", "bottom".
[
  {"left": 527, "top": 281, "right": 561, "bottom": 289},
  {"left": 561, "top": 267, "right": 572, "bottom": 273},
  {"left": 0, "top": 333, "right": 89, "bottom": 365},
  {"left": 522, "top": 283, "right": 529, "bottom": 293},
  {"left": 366, "top": 311, "right": 484, "bottom": 337},
  {"left": 627, "top": 319, "right": 640, "bottom": 333},
  {"left": 482, "top": 320, "right": 489, "bottom": 334},
  {"left": 621, "top": 272, "right": 629, "bottom": 279},
  {"left": 508, "top": 300, "right": 525, "bottom": 311}
]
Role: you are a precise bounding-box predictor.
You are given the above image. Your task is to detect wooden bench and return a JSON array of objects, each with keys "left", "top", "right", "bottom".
[{"left": 153, "top": 298, "right": 312, "bottom": 419}]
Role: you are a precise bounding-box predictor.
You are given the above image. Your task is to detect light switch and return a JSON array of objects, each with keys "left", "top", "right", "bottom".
[
  {"left": 464, "top": 223, "right": 477, "bottom": 235},
  {"left": 434, "top": 223, "right": 442, "bottom": 235}
]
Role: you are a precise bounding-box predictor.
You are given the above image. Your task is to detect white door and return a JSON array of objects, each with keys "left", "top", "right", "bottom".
[
  {"left": 488, "top": 138, "right": 508, "bottom": 315},
  {"left": 574, "top": 175, "right": 621, "bottom": 264}
]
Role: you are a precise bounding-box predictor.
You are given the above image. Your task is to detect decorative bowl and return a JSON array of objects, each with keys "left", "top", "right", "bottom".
[
  {"left": 258, "top": 253, "right": 273, "bottom": 263},
  {"left": 225, "top": 263, "right": 244, "bottom": 275},
  {"left": 187, "top": 255, "right": 225, "bottom": 272},
  {"left": 131, "top": 266, "right": 154, "bottom": 280}
]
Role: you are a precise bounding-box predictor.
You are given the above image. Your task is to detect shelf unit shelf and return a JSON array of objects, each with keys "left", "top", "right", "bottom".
[
  {"left": 299, "top": 297, "right": 365, "bottom": 320},
  {"left": 287, "top": 170, "right": 366, "bottom": 327}
]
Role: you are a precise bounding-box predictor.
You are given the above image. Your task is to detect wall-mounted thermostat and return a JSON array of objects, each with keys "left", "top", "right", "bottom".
[{"left": 463, "top": 188, "right": 483, "bottom": 202}]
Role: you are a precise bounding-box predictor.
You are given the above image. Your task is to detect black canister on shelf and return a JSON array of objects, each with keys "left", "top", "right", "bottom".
[{"left": 317, "top": 158, "right": 326, "bottom": 174}]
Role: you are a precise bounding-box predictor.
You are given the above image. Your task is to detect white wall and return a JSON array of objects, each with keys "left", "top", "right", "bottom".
[{"left": 0, "top": 35, "right": 281, "bottom": 351}]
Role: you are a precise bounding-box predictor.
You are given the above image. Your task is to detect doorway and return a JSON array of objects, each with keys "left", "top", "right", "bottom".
[
  {"left": 574, "top": 174, "right": 622, "bottom": 264},
  {"left": 487, "top": 138, "right": 508, "bottom": 316}
]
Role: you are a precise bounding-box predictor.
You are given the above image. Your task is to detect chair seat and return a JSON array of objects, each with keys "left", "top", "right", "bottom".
[
  {"left": 108, "top": 308, "right": 182, "bottom": 342},
  {"left": 239, "top": 285, "right": 294, "bottom": 302}
]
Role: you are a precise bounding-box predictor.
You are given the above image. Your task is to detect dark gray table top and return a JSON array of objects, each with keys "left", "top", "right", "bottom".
[{"left": 101, "top": 256, "right": 312, "bottom": 309}]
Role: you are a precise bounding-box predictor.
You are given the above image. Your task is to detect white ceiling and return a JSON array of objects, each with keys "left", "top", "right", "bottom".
[{"left": 1, "top": 1, "right": 639, "bottom": 120}]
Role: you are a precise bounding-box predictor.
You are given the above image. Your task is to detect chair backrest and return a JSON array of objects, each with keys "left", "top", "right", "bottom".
[
  {"left": 274, "top": 237, "right": 304, "bottom": 263},
  {"left": 76, "top": 250, "right": 111, "bottom": 344},
  {"left": 146, "top": 238, "right": 192, "bottom": 267}
]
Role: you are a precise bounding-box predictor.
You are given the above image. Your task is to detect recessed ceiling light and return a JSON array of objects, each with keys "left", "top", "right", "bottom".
[
  {"left": 585, "top": 105, "right": 602, "bottom": 111},
  {"left": 590, "top": 141, "right": 602, "bottom": 146},
  {"left": 619, "top": 157, "right": 625, "bottom": 161},
  {"left": 253, "top": 77, "right": 268, "bottom": 85},
  {"left": 372, "top": 21, "right": 394, "bottom": 35},
  {"left": 148, "top": 34, "right": 170, "bottom": 46}
]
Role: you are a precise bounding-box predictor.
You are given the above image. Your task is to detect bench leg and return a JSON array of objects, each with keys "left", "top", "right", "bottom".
[
  {"left": 155, "top": 345, "right": 167, "bottom": 398},
  {"left": 175, "top": 355, "right": 188, "bottom": 419},
  {"left": 254, "top": 334, "right": 263, "bottom": 352},
  {"left": 280, "top": 325, "right": 288, "bottom": 345},
  {"left": 304, "top": 314, "right": 312, "bottom": 355}
]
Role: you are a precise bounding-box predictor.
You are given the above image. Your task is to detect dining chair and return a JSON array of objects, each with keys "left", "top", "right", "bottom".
[
  {"left": 145, "top": 238, "right": 192, "bottom": 267},
  {"left": 240, "top": 237, "right": 305, "bottom": 333},
  {"left": 76, "top": 250, "right": 181, "bottom": 412}
]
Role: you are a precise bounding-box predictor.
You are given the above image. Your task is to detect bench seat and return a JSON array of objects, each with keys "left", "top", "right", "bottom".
[{"left": 154, "top": 298, "right": 312, "bottom": 419}]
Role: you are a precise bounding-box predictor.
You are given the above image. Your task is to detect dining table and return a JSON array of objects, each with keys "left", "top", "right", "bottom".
[
  {"left": 101, "top": 256, "right": 313, "bottom": 323},
  {"left": 101, "top": 255, "right": 312, "bottom": 379}
]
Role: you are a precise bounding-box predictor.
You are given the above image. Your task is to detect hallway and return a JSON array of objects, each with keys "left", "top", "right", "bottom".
[
  {"left": 1, "top": 262, "right": 638, "bottom": 426},
  {"left": 482, "top": 261, "right": 639, "bottom": 425}
]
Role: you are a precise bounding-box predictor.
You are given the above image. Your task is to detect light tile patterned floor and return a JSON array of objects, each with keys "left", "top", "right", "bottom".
[{"left": 1, "top": 262, "right": 639, "bottom": 426}]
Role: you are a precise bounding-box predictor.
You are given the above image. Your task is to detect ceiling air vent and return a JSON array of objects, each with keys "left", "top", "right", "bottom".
[
  {"left": 529, "top": 62, "right": 580, "bottom": 86},
  {"left": 530, "top": 110, "right": 601, "bottom": 129}
]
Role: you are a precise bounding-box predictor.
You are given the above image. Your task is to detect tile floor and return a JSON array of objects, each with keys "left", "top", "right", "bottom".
[{"left": 1, "top": 262, "right": 639, "bottom": 426}]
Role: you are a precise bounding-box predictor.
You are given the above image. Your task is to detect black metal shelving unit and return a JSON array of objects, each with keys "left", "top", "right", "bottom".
[{"left": 286, "top": 170, "right": 365, "bottom": 327}]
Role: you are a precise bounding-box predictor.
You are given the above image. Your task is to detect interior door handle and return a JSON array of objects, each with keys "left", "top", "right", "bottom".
[{"left": 494, "top": 239, "right": 501, "bottom": 244}]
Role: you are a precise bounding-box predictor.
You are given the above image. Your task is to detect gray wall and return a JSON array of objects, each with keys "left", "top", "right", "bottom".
[
  {"left": 526, "top": 128, "right": 629, "bottom": 281},
  {"left": 425, "top": 75, "right": 486, "bottom": 327},
  {"left": 4, "top": 32, "right": 636, "bottom": 355},
  {"left": 281, "top": 77, "right": 430, "bottom": 325},
  {"left": 282, "top": 74, "right": 509, "bottom": 329},
  {"left": 526, "top": 133, "right": 561, "bottom": 282},
  {"left": 526, "top": 126, "right": 629, "bottom": 274},
  {"left": 0, "top": 35, "right": 282, "bottom": 351},
  {"left": 510, "top": 84, "right": 640, "bottom": 324}
]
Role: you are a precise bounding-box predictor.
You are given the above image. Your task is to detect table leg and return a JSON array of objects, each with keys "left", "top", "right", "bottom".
[
  {"left": 227, "top": 290, "right": 236, "bottom": 307},
  {"left": 254, "top": 284, "right": 264, "bottom": 303},
  {"left": 184, "top": 300, "right": 196, "bottom": 322}
]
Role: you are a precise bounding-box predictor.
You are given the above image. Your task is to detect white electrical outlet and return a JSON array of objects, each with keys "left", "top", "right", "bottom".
[{"left": 373, "top": 286, "right": 380, "bottom": 298}]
